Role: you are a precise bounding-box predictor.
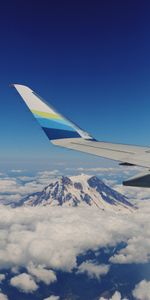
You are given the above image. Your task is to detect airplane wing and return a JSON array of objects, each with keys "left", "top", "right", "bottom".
[{"left": 12, "top": 84, "right": 150, "bottom": 187}]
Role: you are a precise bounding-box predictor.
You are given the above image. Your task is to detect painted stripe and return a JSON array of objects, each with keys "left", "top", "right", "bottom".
[
  {"left": 42, "top": 127, "right": 80, "bottom": 140},
  {"left": 33, "top": 113, "right": 71, "bottom": 126},
  {"left": 31, "top": 109, "right": 62, "bottom": 120},
  {"left": 36, "top": 117, "right": 76, "bottom": 131}
]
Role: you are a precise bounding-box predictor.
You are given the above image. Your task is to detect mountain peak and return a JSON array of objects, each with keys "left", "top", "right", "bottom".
[{"left": 17, "top": 175, "right": 134, "bottom": 212}]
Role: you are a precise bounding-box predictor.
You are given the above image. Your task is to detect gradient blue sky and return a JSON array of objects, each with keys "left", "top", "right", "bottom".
[{"left": 1, "top": 0, "right": 150, "bottom": 170}]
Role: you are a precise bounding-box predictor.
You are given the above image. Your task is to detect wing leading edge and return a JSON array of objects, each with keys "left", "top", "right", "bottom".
[{"left": 12, "top": 84, "right": 150, "bottom": 187}]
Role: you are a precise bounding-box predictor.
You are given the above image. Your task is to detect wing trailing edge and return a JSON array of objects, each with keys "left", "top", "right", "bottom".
[{"left": 123, "top": 172, "right": 150, "bottom": 188}]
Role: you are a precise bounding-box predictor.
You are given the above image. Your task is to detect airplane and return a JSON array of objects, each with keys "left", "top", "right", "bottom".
[{"left": 12, "top": 84, "right": 150, "bottom": 188}]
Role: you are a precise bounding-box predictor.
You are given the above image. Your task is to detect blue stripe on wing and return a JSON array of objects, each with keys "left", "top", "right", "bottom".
[
  {"left": 35, "top": 117, "right": 76, "bottom": 132},
  {"left": 42, "top": 128, "right": 80, "bottom": 140}
]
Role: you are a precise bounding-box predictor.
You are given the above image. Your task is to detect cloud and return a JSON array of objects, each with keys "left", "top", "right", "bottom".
[
  {"left": 0, "top": 293, "right": 8, "bottom": 300},
  {"left": 77, "top": 167, "right": 120, "bottom": 173},
  {"left": 35, "top": 170, "right": 61, "bottom": 185},
  {"left": 110, "top": 235, "right": 150, "bottom": 264},
  {"left": 27, "top": 263, "right": 57, "bottom": 285},
  {"left": 43, "top": 296, "right": 60, "bottom": 300},
  {"left": 0, "top": 188, "right": 149, "bottom": 299},
  {"left": 115, "top": 184, "right": 150, "bottom": 202},
  {"left": 99, "top": 291, "right": 128, "bottom": 300},
  {"left": 10, "top": 273, "right": 38, "bottom": 293},
  {"left": 1, "top": 168, "right": 150, "bottom": 298},
  {"left": 0, "top": 202, "right": 149, "bottom": 274},
  {"left": 109, "top": 205, "right": 150, "bottom": 264},
  {"left": 0, "top": 274, "right": 5, "bottom": 283},
  {"left": 10, "top": 170, "right": 25, "bottom": 173},
  {"left": 77, "top": 261, "right": 110, "bottom": 279},
  {"left": 132, "top": 280, "right": 150, "bottom": 300},
  {"left": 37, "top": 170, "right": 60, "bottom": 177},
  {"left": 0, "top": 178, "right": 18, "bottom": 193},
  {"left": 0, "top": 194, "right": 21, "bottom": 203},
  {"left": 0, "top": 177, "right": 41, "bottom": 201},
  {"left": 18, "top": 176, "right": 34, "bottom": 182},
  {"left": 0, "top": 206, "right": 132, "bottom": 272},
  {"left": 0, "top": 170, "right": 60, "bottom": 203}
]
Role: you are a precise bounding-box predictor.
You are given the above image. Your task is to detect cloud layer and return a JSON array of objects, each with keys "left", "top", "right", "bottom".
[
  {"left": 0, "top": 167, "right": 150, "bottom": 299},
  {"left": 0, "top": 197, "right": 149, "bottom": 274}
]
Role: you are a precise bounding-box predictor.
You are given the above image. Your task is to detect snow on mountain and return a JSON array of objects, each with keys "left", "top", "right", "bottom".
[{"left": 16, "top": 175, "right": 134, "bottom": 212}]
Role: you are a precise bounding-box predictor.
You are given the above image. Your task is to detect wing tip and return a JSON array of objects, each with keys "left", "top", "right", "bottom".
[
  {"left": 9, "top": 83, "right": 17, "bottom": 88},
  {"left": 10, "top": 84, "right": 33, "bottom": 94},
  {"left": 10, "top": 83, "right": 30, "bottom": 89}
]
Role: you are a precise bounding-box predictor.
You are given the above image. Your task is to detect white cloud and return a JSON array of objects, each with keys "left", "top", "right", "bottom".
[
  {"left": 2, "top": 168, "right": 150, "bottom": 298},
  {"left": 115, "top": 184, "right": 150, "bottom": 202},
  {"left": 99, "top": 291, "right": 128, "bottom": 300},
  {"left": 0, "top": 293, "right": 8, "bottom": 300},
  {"left": 18, "top": 176, "right": 34, "bottom": 182},
  {"left": 37, "top": 170, "right": 59, "bottom": 177},
  {"left": 43, "top": 296, "right": 60, "bottom": 300},
  {"left": 11, "top": 266, "right": 19, "bottom": 274},
  {"left": 10, "top": 273, "right": 38, "bottom": 293},
  {"left": 0, "top": 193, "right": 149, "bottom": 280},
  {"left": 0, "top": 206, "right": 131, "bottom": 271},
  {"left": 132, "top": 280, "right": 150, "bottom": 300},
  {"left": 0, "top": 177, "right": 38, "bottom": 201},
  {"left": 111, "top": 292, "right": 122, "bottom": 300},
  {"left": 0, "top": 274, "right": 5, "bottom": 283},
  {"left": 77, "top": 261, "right": 109, "bottom": 279},
  {"left": 0, "top": 202, "right": 149, "bottom": 273},
  {"left": 77, "top": 167, "right": 120, "bottom": 173},
  {"left": 110, "top": 291, "right": 128, "bottom": 300},
  {"left": 0, "top": 170, "right": 60, "bottom": 203},
  {"left": 0, "top": 178, "right": 18, "bottom": 193},
  {"left": 10, "top": 170, "right": 25, "bottom": 173},
  {"left": 36, "top": 170, "right": 60, "bottom": 185},
  {"left": 0, "top": 194, "right": 21, "bottom": 203},
  {"left": 27, "top": 263, "right": 57, "bottom": 284}
]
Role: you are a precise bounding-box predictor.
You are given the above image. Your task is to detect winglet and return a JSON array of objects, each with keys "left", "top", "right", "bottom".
[{"left": 12, "top": 84, "right": 93, "bottom": 141}]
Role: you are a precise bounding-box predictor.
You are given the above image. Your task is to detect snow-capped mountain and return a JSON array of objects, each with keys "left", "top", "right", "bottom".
[{"left": 17, "top": 175, "right": 134, "bottom": 211}]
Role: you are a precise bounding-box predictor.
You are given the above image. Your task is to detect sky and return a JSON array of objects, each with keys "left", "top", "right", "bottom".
[{"left": 1, "top": 0, "right": 150, "bottom": 170}]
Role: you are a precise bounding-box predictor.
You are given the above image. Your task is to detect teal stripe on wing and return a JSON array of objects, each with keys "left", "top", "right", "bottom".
[{"left": 36, "top": 117, "right": 77, "bottom": 132}]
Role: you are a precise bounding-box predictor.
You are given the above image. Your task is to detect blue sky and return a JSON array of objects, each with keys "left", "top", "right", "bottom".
[{"left": 1, "top": 0, "right": 150, "bottom": 170}]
